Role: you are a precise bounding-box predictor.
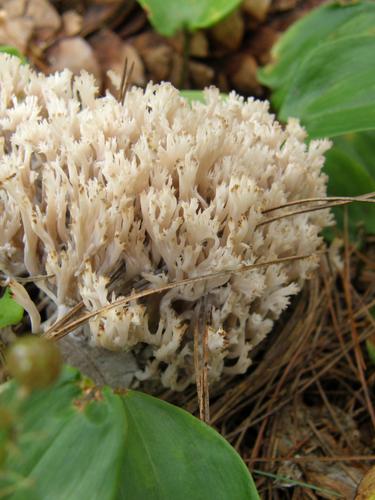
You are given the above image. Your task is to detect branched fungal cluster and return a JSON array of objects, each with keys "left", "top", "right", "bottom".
[{"left": 0, "top": 54, "right": 332, "bottom": 389}]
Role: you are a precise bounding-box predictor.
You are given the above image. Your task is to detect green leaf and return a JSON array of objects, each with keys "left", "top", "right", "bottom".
[
  {"left": 180, "top": 90, "right": 207, "bottom": 103},
  {"left": 335, "top": 131, "right": 375, "bottom": 180},
  {"left": 258, "top": 1, "right": 375, "bottom": 238},
  {"left": 323, "top": 132, "right": 375, "bottom": 238},
  {"left": 119, "top": 390, "right": 259, "bottom": 500},
  {"left": 278, "top": 35, "right": 375, "bottom": 138},
  {"left": 0, "top": 46, "right": 26, "bottom": 64},
  {"left": 180, "top": 90, "right": 228, "bottom": 104},
  {"left": 137, "top": 0, "right": 242, "bottom": 37},
  {"left": 0, "top": 288, "right": 24, "bottom": 329},
  {"left": 258, "top": 0, "right": 375, "bottom": 110},
  {"left": 0, "top": 368, "right": 127, "bottom": 500},
  {"left": 0, "top": 367, "right": 259, "bottom": 500},
  {"left": 366, "top": 339, "right": 375, "bottom": 366}
]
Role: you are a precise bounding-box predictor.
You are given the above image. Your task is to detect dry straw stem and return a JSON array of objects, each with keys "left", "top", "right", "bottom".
[
  {"left": 258, "top": 192, "right": 375, "bottom": 228},
  {"left": 119, "top": 57, "right": 135, "bottom": 104},
  {"left": 262, "top": 192, "right": 375, "bottom": 214},
  {"left": 44, "top": 253, "right": 315, "bottom": 341},
  {"left": 40, "top": 190, "right": 375, "bottom": 344},
  {"left": 342, "top": 208, "right": 375, "bottom": 429},
  {"left": 165, "top": 242, "right": 375, "bottom": 498},
  {"left": 248, "top": 455, "right": 375, "bottom": 463},
  {"left": 193, "top": 294, "right": 210, "bottom": 423}
]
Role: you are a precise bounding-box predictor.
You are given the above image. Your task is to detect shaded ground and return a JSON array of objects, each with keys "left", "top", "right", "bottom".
[
  {"left": 166, "top": 235, "right": 375, "bottom": 498},
  {"left": 0, "top": 0, "right": 325, "bottom": 97}
]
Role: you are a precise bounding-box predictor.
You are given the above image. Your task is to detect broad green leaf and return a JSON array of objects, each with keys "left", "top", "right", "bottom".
[
  {"left": 0, "top": 46, "right": 26, "bottom": 64},
  {"left": 334, "top": 131, "right": 375, "bottom": 180},
  {"left": 278, "top": 34, "right": 375, "bottom": 138},
  {"left": 137, "top": 0, "right": 242, "bottom": 37},
  {"left": 258, "top": 1, "right": 375, "bottom": 109},
  {"left": 0, "top": 368, "right": 127, "bottom": 500},
  {"left": 0, "top": 288, "right": 24, "bottom": 329},
  {"left": 0, "top": 367, "right": 259, "bottom": 500},
  {"left": 323, "top": 133, "right": 375, "bottom": 238},
  {"left": 119, "top": 390, "right": 259, "bottom": 500},
  {"left": 258, "top": 1, "right": 375, "bottom": 238}
]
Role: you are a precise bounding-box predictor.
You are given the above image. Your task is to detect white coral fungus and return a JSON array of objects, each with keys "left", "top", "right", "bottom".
[{"left": 0, "top": 54, "right": 332, "bottom": 390}]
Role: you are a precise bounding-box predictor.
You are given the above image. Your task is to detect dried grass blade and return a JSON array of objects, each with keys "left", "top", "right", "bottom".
[
  {"left": 262, "top": 192, "right": 375, "bottom": 214},
  {"left": 258, "top": 196, "right": 375, "bottom": 228},
  {"left": 45, "top": 254, "right": 314, "bottom": 341},
  {"left": 342, "top": 208, "right": 375, "bottom": 429}
]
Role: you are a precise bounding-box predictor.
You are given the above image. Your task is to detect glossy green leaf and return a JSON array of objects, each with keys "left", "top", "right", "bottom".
[
  {"left": 334, "top": 131, "right": 375, "bottom": 180},
  {"left": 0, "top": 367, "right": 259, "bottom": 500},
  {"left": 119, "top": 390, "right": 259, "bottom": 500},
  {"left": 258, "top": 1, "right": 375, "bottom": 110},
  {"left": 0, "top": 368, "right": 127, "bottom": 500},
  {"left": 137, "top": 0, "right": 241, "bottom": 36},
  {"left": 323, "top": 133, "right": 375, "bottom": 238},
  {"left": 258, "top": 1, "right": 375, "bottom": 238},
  {"left": 278, "top": 35, "right": 375, "bottom": 138},
  {"left": 0, "top": 288, "right": 24, "bottom": 329}
]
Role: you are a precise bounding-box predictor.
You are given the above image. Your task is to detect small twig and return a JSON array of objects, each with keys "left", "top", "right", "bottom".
[
  {"left": 45, "top": 253, "right": 315, "bottom": 341},
  {"left": 193, "top": 313, "right": 202, "bottom": 418},
  {"left": 0, "top": 272, "right": 54, "bottom": 285},
  {"left": 247, "top": 455, "right": 375, "bottom": 463},
  {"left": 44, "top": 301, "right": 85, "bottom": 337},
  {"left": 226, "top": 326, "right": 375, "bottom": 437},
  {"left": 321, "top": 267, "right": 357, "bottom": 375},
  {"left": 314, "top": 377, "right": 355, "bottom": 452},
  {"left": 342, "top": 208, "right": 375, "bottom": 430},
  {"left": 255, "top": 198, "right": 375, "bottom": 228},
  {"left": 119, "top": 58, "right": 135, "bottom": 104},
  {"left": 192, "top": 293, "right": 210, "bottom": 423},
  {"left": 247, "top": 289, "right": 320, "bottom": 459},
  {"left": 251, "top": 469, "right": 342, "bottom": 498},
  {"left": 262, "top": 192, "right": 375, "bottom": 214},
  {"left": 202, "top": 322, "right": 210, "bottom": 423}
]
